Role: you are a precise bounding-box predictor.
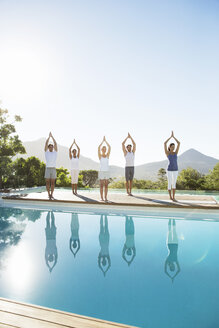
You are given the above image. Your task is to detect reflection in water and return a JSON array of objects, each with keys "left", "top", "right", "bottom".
[
  {"left": 0, "top": 207, "right": 42, "bottom": 270},
  {"left": 70, "top": 213, "right": 80, "bottom": 257},
  {"left": 45, "top": 211, "right": 58, "bottom": 273},
  {"left": 122, "top": 216, "right": 136, "bottom": 266},
  {"left": 165, "top": 219, "right": 180, "bottom": 282},
  {"left": 98, "top": 215, "right": 111, "bottom": 276}
]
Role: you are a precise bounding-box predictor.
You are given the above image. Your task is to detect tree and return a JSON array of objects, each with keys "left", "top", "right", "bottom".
[
  {"left": 205, "top": 163, "right": 219, "bottom": 190},
  {"left": 80, "top": 170, "right": 98, "bottom": 187},
  {"left": 157, "top": 168, "right": 167, "bottom": 189},
  {"left": 177, "top": 167, "right": 205, "bottom": 190},
  {"left": 0, "top": 108, "right": 26, "bottom": 189},
  {"left": 56, "top": 167, "right": 71, "bottom": 187}
]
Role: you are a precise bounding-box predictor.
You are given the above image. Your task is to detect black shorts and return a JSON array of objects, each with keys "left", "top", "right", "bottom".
[{"left": 125, "top": 166, "right": 134, "bottom": 182}]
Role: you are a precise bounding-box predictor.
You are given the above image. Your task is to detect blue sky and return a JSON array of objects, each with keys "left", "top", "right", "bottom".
[{"left": 0, "top": 0, "right": 218, "bottom": 165}]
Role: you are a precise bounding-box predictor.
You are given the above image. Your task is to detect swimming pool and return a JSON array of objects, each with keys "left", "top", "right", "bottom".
[{"left": 0, "top": 204, "right": 219, "bottom": 328}]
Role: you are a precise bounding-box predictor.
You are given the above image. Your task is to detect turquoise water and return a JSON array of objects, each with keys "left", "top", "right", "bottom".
[{"left": 0, "top": 206, "right": 219, "bottom": 327}]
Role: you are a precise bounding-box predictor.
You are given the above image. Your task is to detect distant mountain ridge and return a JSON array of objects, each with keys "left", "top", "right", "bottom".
[{"left": 15, "top": 139, "right": 219, "bottom": 180}]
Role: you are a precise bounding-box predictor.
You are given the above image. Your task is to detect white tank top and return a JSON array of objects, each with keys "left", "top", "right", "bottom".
[
  {"left": 100, "top": 157, "right": 109, "bottom": 172},
  {"left": 70, "top": 157, "right": 79, "bottom": 170},
  {"left": 45, "top": 151, "right": 57, "bottom": 168},
  {"left": 125, "top": 152, "right": 135, "bottom": 167}
]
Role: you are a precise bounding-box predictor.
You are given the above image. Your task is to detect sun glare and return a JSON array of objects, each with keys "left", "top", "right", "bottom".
[
  {"left": 0, "top": 46, "right": 48, "bottom": 101},
  {"left": 5, "top": 242, "right": 35, "bottom": 294}
]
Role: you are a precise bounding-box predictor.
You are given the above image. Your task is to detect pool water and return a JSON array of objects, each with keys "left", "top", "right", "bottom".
[{"left": 0, "top": 205, "right": 219, "bottom": 328}]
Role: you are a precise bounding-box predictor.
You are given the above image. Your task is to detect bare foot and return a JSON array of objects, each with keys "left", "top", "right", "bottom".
[
  {"left": 105, "top": 199, "right": 108, "bottom": 202},
  {"left": 172, "top": 198, "right": 177, "bottom": 202}
]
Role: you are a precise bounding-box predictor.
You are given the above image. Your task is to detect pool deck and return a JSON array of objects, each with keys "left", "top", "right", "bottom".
[
  {"left": 0, "top": 297, "right": 137, "bottom": 328},
  {"left": 2, "top": 190, "right": 219, "bottom": 209}
]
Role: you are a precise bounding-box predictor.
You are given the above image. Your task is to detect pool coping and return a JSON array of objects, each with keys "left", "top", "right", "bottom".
[
  {"left": 2, "top": 196, "right": 219, "bottom": 210},
  {"left": 0, "top": 297, "right": 137, "bottom": 328}
]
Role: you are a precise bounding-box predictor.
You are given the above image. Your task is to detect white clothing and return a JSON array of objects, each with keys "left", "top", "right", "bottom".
[
  {"left": 99, "top": 171, "right": 110, "bottom": 180},
  {"left": 100, "top": 157, "right": 109, "bottom": 172},
  {"left": 71, "top": 170, "right": 79, "bottom": 184},
  {"left": 125, "top": 235, "right": 135, "bottom": 248},
  {"left": 125, "top": 152, "right": 135, "bottom": 167},
  {"left": 45, "top": 151, "right": 57, "bottom": 168},
  {"left": 70, "top": 157, "right": 79, "bottom": 170},
  {"left": 167, "top": 171, "right": 178, "bottom": 190}
]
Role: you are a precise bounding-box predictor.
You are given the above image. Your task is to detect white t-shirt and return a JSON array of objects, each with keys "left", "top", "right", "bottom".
[
  {"left": 70, "top": 157, "right": 79, "bottom": 170},
  {"left": 45, "top": 151, "right": 57, "bottom": 168},
  {"left": 125, "top": 152, "right": 135, "bottom": 167},
  {"left": 100, "top": 157, "right": 109, "bottom": 172}
]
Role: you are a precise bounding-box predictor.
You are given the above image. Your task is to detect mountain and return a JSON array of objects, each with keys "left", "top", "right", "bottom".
[
  {"left": 15, "top": 139, "right": 218, "bottom": 180},
  {"left": 135, "top": 148, "right": 218, "bottom": 179}
]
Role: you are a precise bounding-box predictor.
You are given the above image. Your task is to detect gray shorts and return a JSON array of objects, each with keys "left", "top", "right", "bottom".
[
  {"left": 125, "top": 166, "right": 134, "bottom": 181},
  {"left": 45, "top": 167, "right": 57, "bottom": 179}
]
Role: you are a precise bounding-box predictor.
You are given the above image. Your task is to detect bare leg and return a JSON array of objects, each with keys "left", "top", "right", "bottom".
[
  {"left": 100, "top": 180, "right": 104, "bottom": 201},
  {"left": 51, "top": 179, "right": 55, "bottom": 198},
  {"left": 46, "top": 179, "right": 51, "bottom": 199},
  {"left": 172, "top": 189, "right": 176, "bottom": 201},
  {"left": 126, "top": 181, "right": 129, "bottom": 195},
  {"left": 104, "top": 180, "right": 108, "bottom": 201},
  {"left": 72, "top": 184, "right": 74, "bottom": 194},
  {"left": 129, "top": 180, "right": 133, "bottom": 195},
  {"left": 75, "top": 184, "right": 78, "bottom": 195},
  {"left": 168, "top": 189, "right": 172, "bottom": 200}
]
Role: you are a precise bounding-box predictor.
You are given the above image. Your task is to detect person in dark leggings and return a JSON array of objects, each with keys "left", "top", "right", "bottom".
[
  {"left": 122, "top": 133, "right": 136, "bottom": 196},
  {"left": 122, "top": 216, "right": 136, "bottom": 266}
]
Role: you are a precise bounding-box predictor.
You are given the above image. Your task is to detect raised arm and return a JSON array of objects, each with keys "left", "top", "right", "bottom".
[
  {"left": 172, "top": 132, "right": 180, "bottom": 155},
  {"left": 164, "top": 132, "right": 173, "bottom": 156},
  {"left": 129, "top": 133, "right": 136, "bottom": 153},
  {"left": 98, "top": 137, "right": 104, "bottom": 160},
  {"left": 44, "top": 133, "right": 51, "bottom": 152},
  {"left": 122, "top": 135, "right": 129, "bottom": 156},
  {"left": 104, "top": 138, "right": 111, "bottom": 158},
  {"left": 75, "top": 140, "right": 80, "bottom": 158},
  {"left": 51, "top": 133, "right": 58, "bottom": 152},
  {"left": 69, "top": 141, "right": 74, "bottom": 160}
]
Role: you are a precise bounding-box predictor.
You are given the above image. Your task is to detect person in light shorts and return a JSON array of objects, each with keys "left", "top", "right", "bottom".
[
  {"left": 44, "top": 132, "right": 58, "bottom": 200},
  {"left": 98, "top": 136, "right": 111, "bottom": 202},
  {"left": 69, "top": 139, "right": 80, "bottom": 195}
]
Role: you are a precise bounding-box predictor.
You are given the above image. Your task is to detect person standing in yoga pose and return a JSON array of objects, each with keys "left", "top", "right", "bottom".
[
  {"left": 45, "top": 211, "right": 58, "bottom": 272},
  {"left": 98, "top": 136, "right": 111, "bottom": 202},
  {"left": 44, "top": 132, "right": 58, "bottom": 200},
  {"left": 69, "top": 139, "right": 80, "bottom": 195},
  {"left": 164, "top": 131, "right": 180, "bottom": 201},
  {"left": 122, "top": 133, "right": 136, "bottom": 196},
  {"left": 164, "top": 219, "right": 180, "bottom": 282},
  {"left": 98, "top": 214, "right": 111, "bottom": 276}
]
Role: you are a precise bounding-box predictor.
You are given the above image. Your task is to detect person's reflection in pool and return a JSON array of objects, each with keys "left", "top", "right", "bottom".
[
  {"left": 98, "top": 214, "right": 111, "bottom": 276},
  {"left": 164, "top": 219, "right": 180, "bottom": 282},
  {"left": 45, "top": 211, "right": 58, "bottom": 273},
  {"left": 70, "top": 213, "right": 80, "bottom": 257},
  {"left": 122, "top": 216, "right": 136, "bottom": 266}
]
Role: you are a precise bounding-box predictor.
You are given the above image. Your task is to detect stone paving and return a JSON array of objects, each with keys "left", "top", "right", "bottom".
[{"left": 3, "top": 190, "right": 219, "bottom": 209}]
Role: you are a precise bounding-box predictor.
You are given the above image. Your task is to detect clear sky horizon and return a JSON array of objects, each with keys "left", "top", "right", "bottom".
[{"left": 0, "top": 0, "right": 218, "bottom": 166}]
